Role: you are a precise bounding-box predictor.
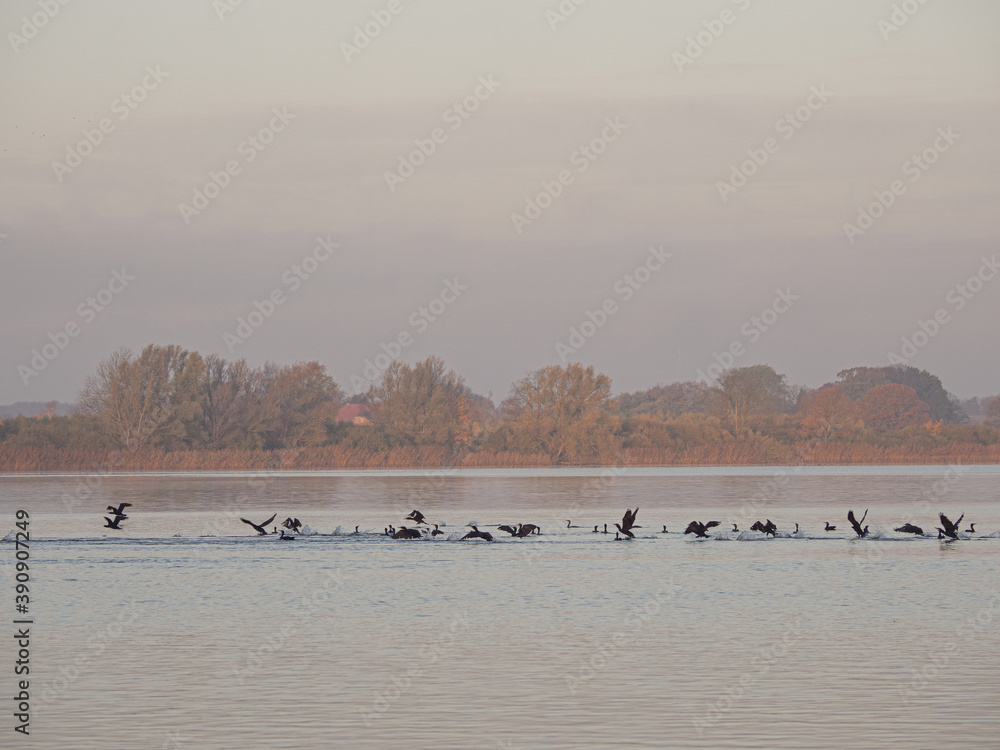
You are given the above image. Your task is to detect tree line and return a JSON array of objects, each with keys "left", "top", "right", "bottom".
[{"left": 1, "top": 344, "right": 998, "bottom": 466}]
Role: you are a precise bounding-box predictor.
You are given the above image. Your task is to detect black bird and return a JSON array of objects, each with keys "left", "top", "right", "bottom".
[
  {"left": 240, "top": 513, "right": 277, "bottom": 536},
  {"left": 278, "top": 530, "right": 295, "bottom": 541},
  {"left": 683, "top": 521, "right": 720, "bottom": 538},
  {"left": 516, "top": 523, "right": 540, "bottom": 537},
  {"left": 281, "top": 517, "right": 302, "bottom": 533},
  {"left": 938, "top": 513, "right": 963, "bottom": 541},
  {"left": 354, "top": 525, "right": 360, "bottom": 534},
  {"left": 497, "top": 524, "right": 519, "bottom": 537},
  {"left": 614, "top": 531, "right": 630, "bottom": 541},
  {"left": 565, "top": 520, "right": 583, "bottom": 528},
  {"left": 393, "top": 526, "right": 422, "bottom": 540},
  {"left": 593, "top": 525, "right": 600, "bottom": 533},
  {"left": 824, "top": 522, "right": 837, "bottom": 531},
  {"left": 405, "top": 510, "right": 427, "bottom": 525},
  {"left": 106, "top": 503, "right": 132, "bottom": 518},
  {"left": 103, "top": 515, "right": 124, "bottom": 530},
  {"left": 847, "top": 509, "right": 869, "bottom": 538},
  {"left": 895, "top": 523, "right": 924, "bottom": 535},
  {"left": 661, "top": 525, "right": 669, "bottom": 533},
  {"left": 461, "top": 525, "right": 494, "bottom": 541},
  {"left": 602, "top": 523, "right": 609, "bottom": 534},
  {"left": 614, "top": 508, "right": 639, "bottom": 539},
  {"left": 732, "top": 523, "right": 739, "bottom": 532},
  {"left": 965, "top": 522, "right": 976, "bottom": 534},
  {"left": 431, "top": 524, "right": 444, "bottom": 536},
  {"left": 750, "top": 520, "right": 777, "bottom": 536}
]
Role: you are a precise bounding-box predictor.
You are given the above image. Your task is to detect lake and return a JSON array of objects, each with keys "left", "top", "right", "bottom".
[{"left": 2, "top": 466, "right": 998, "bottom": 749}]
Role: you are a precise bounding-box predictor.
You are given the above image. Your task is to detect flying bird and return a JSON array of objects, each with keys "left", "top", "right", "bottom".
[
  {"left": 281, "top": 517, "right": 302, "bottom": 533},
  {"left": 614, "top": 508, "right": 639, "bottom": 539},
  {"left": 405, "top": 510, "right": 427, "bottom": 525},
  {"left": 750, "top": 520, "right": 777, "bottom": 536},
  {"left": 683, "top": 521, "right": 720, "bottom": 538},
  {"left": 847, "top": 509, "right": 869, "bottom": 538},
  {"left": 106, "top": 503, "right": 132, "bottom": 518},
  {"left": 240, "top": 513, "right": 277, "bottom": 536},
  {"left": 894, "top": 523, "right": 924, "bottom": 535},
  {"left": 461, "top": 525, "right": 494, "bottom": 541},
  {"left": 103, "top": 516, "right": 124, "bottom": 530},
  {"left": 937, "top": 513, "right": 963, "bottom": 541}
]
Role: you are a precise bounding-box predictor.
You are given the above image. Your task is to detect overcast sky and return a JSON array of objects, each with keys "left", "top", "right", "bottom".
[{"left": 2, "top": 0, "right": 998, "bottom": 405}]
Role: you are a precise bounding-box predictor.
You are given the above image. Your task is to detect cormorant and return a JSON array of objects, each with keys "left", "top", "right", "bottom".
[
  {"left": 406, "top": 510, "right": 427, "bottom": 525},
  {"left": 103, "top": 516, "right": 124, "bottom": 530},
  {"left": 497, "top": 525, "right": 519, "bottom": 537},
  {"left": 281, "top": 517, "right": 302, "bottom": 533},
  {"left": 106, "top": 503, "right": 132, "bottom": 518},
  {"left": 614, "top": 508, "right": 639, "bottom": 539},
  {"left": 661, "top": 525, "right": 669, "bottom": 533},
  {"left": 894, "top": 523, "right": 924, "bottom": 535},
  {"left": 461, "top": 525, "right": 494, "bottom": 541},
  {"left": 393, "top": 526, "right": 422, "bottom": 539},
  {"left": 565, "top": 520, "right": 583, "bottom": 528},
  {"left": 824, "top": 522, "right": 837, "bottom": 531},
  {"left": 516, "top": 523, "right": 540, "bottom": 537},
  {"left": 938, "top": 513, "right": 963, "bottom": 541},
  {"left": 965, "top": 522, "right": 976, "bottom": 534},
  {"left": 847, "top": 509, "right": 869, "bottom": 538},
  {"left": 240, "top": 513, "right": 277, "bottom": 536},
  {"left": 732, "top": 523, "right": 739, "bottom": 532},
  {"left": 431, "top": 524, "right": 444, "bottom": 536},
  {"left": 750, "top": 520, "right": 777, "bottom": 536},
  {"left": 683, "top": 521, "right": 720, "bottom": 538},
  {"left": 593, "top": 525, "right": 600, "bottom": 533},
  {"left": 278, "top": 530, "right": 295, "bottom": 541}
]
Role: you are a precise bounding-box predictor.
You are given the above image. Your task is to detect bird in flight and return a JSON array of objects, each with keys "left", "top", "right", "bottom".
[
  {"left": 937, "top": 513, "right": 964, "bottom": 541},
  {"left": 240, "top": 513, "right": 277, "bottom": 536},
  {"left": 614, "top": 508, "right": 639, "bottom": 539},
  {"left": 847, "top": 509, "right": 869, "bottom": 538},
  {"left": 683, "top": 520, "right": 721, "bottom": 538}
]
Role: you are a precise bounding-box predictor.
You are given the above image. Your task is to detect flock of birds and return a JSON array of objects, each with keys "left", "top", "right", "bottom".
[{"left": 94, "top": 505, "right": 988, "bottom": 543}]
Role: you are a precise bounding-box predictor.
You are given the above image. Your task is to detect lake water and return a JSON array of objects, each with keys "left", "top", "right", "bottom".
[{"left": 2, "top": 466, "right": 999, "bottom": 749}]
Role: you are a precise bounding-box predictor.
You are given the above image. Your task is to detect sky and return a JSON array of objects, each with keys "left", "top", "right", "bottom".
[{"left": 1, "top": 0, "right": 998, "bottom": 405}]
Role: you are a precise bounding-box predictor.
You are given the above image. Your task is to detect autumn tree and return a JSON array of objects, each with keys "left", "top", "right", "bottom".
[
  {"left": 501, "top": 363, "right": 620, "bottom": 463},
  {"left": 201, "top": 355, "right": 267, "bottom": 449},
  {"left": 366, "top": 356, "right": 467, "bottom": 449},
  {"left": 76, "top": 345, "right": 205, "bottom": 450},
  {"left": 616, "top": 380, "right": 711, "bottom": 418},
  {"left": 837, "top": 365, "right": 962, "bottom": 423},
  {"left": 709, "top": 365, "right": 792, "bottom": 433},
  {"left": 856, "top": 383, "right": 930, "bottom": 433},
  {"left": 985, "top": 396, "right": 1000, "bottom": 429},
  {"left": 259, "top": 361, "right": 342, "bottom": 448},
  {"left": 799, "top": 386, "right": 861, "bottom": 440}
]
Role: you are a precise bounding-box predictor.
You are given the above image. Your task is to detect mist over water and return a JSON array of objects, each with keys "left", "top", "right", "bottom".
[{"left": 2, "top": 467, "right": 998, "bottom": 749}]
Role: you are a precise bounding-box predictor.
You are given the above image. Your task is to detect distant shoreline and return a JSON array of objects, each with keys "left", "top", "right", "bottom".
[{"left": 3, "top": 442, "right": 999, "bottom": 473}]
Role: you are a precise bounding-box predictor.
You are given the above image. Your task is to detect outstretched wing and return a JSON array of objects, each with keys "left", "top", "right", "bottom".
[
  {"left": 705, "top": 521, "right": 720, "bottom": 529},
  {"left": 939, "top": 514, "right": 954, "bottom": 534},
  {"left": 261, "top": 513, "right": 277, "bottom": 528}
]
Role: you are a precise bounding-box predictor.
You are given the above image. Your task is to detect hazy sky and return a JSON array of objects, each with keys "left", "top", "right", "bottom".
[{"left": 2, "top": 0, "right": 998, "bottom": 405}]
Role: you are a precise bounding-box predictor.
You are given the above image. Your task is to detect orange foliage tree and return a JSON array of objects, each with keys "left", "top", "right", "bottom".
[
  {"left": 856, "top": 384, "right": 930, "bottom": 433},
  {"left": 800, "top": 386, "right": 861, "bottom": 439}
]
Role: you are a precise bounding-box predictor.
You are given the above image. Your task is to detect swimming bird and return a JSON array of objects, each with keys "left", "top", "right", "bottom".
[
  {"left": 661, "top": 525, "right": 669, "bottom": 533},
  {"left": 602, "top": 523, "right": 609, "bottom": 534},
  {"left": 593, "top": 525, "right": 600, "bottom": 533},
  {"left": 732, "top": 523, "right": 739, "bottom": 532},
  {"left": 516, "top": 523, "right": 540, "bottom": 537},
  {"left": 683, "top": 521, "right": 720, "bottom": 538},
  {"left": 565, "top": 520, "right": 583, "bottom": 528},
  {"left": 278, "top": 530, "right": 295, "bottom": 541},
  {"left": 354, "top": 526, "right": 360, "bottom": 534},
  {"left": 106, "top": 503, "right": 132, "bottom": 518},
  {"left": 393, "top": 526, "right": 423, "bottom": 540},
  {"left": 614, "top": 531, "right": 630, "bottom": 541},
  {"left": 431, "top": 524, "right": 444, "bottom": 536},
  {"left": 497, "top": 524, "right": 519, "bottom": 537},
  {"left": 614, "top": 508, "right": 639, "bottom": 539},
  {"left": 461, "top": 525, "right": 494, "bottom": 541},
  {"left": 965, "top": 522, "right": 976, "bottom": 534},
  {"left": 405, "top": 510, "right": 427, "bottom": 525},
  {"left": 824, "top": 522, "right": 837, "bottom": 531},
  {"left": 894, "top": 523, "right": 924, "bottom": 535},
  {"left": 847, "top": 509, "right": 869, "bottom": 538},
  {"left": 103, "top": 515, "right": 124, "bottom": 529},
  {"left": 240, "top": 513, "right": 277, "bottom": 536},
  {"left": 938, "top": 513, "right": 963, "bottom": 541}
]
